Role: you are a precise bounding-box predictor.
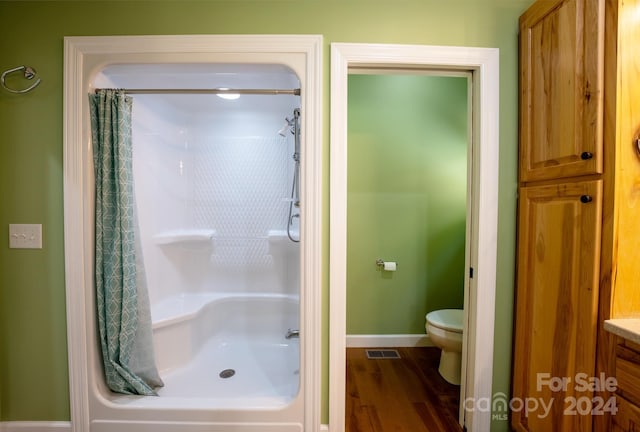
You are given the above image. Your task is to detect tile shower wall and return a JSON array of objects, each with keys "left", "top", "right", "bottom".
[
  {"left": 132, "top": 94, "right": 300, "bottom": 306},
  {"left": 193, "top": 135, "right": 289, "bottom": 268}
]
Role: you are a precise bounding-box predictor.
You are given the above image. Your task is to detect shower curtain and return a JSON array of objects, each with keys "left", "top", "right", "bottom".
[{"left": 89, "top": 89, "right": 163, "bottom": 395}]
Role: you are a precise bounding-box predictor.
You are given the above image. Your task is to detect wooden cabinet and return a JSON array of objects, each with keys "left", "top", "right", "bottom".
[
  {"left": 512, "top": 180, "right": 602, "bottom": 431},
  {"left": 616, "top": 341, "right": 640, "bottom": 407},
  {"left": 611, "top": 397, "right": 640, "bottom": 432},
  {"left": 612, "top": 340, "right": 640, "bottom": 431},
  {"left": 514, "top": 0, "right": 640, "bottom": 430},
  {"left": 519, "top": 0, "right": 603, "bottom": 182}
]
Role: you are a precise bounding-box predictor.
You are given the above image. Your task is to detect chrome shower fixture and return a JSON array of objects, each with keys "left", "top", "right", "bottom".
[
  {"left": 286, "top": 108, "right": 301, "bottom": 243},
  {"left": 278, "top": 116, "right": 296, "bottom": 136}
]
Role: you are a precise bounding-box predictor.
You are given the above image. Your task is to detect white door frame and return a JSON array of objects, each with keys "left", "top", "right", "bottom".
[
  {"left": 63, "top": 35, "right": 323, "bottom": 432},
  {"left": 329, "top": 43, "right": 499, "bottom": 432}
]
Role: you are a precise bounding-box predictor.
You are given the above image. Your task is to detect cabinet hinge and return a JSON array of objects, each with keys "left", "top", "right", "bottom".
[{"left": 469, "top": 267, "right": 474, "bottom": 278}]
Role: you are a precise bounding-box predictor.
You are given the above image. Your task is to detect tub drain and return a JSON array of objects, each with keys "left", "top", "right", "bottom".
[{"left": 219, "top": 369, "right": 235, "bottom": 379}]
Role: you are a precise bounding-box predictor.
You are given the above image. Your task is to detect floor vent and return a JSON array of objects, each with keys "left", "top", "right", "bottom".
[{"left": 366, "top": 349, "right": 401, "bottom": 359}]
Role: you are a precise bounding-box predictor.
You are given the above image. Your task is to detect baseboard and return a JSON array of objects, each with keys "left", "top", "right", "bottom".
[
  {"left": 0, "top": 422, "right": 72, "bottom": 432},
  {"left": 320, "top": 425, "right": 329, "bottom": 432},
  {"left": 346, "top": 334, "right": 433, "bottom": 348}
]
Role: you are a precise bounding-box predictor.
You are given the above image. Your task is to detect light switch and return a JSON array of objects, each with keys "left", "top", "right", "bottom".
[{"left": 9, "top": 224, "right": 42, "bottom": 249}]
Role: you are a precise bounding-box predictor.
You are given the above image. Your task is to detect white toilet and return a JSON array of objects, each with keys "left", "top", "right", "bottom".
[{"left": 425, "top": 309, "right": 463, "bottom": 385}]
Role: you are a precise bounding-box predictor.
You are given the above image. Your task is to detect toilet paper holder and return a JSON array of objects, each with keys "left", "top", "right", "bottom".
[{"left": 376, "top": 259, "right": 397, "bottom": 271}]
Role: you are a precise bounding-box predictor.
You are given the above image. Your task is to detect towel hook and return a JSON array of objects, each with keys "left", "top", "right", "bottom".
[{"left": 1, "top": 65, "right": 41, "bottom": 94}]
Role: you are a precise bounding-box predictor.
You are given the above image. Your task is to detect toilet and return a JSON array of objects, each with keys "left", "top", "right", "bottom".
[{"left": 425, "top": 309, "right": 464, "bottom": 385}]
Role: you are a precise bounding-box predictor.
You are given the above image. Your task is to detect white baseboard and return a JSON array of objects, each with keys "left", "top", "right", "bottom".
[
  {"left": 0, "top": 422, "right": 72, "bottom": 432},
  {"left": 320, "top": 425, "right": 329, "bottom": 432},
  {"left": 346, "top": 334, "right": 433, "bottom": 348}
]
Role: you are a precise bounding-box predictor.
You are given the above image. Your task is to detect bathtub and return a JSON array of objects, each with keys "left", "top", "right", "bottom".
[{"left": 90, "top": 294, "right": 304, "bottom": 431}]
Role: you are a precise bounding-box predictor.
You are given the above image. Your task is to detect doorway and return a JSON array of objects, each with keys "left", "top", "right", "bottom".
[
  {"left": 345, "top": 71, "right": 469, "bottom": 431},
  {"left": 329, "top": 43, "right": 499, "bottom": 432}
]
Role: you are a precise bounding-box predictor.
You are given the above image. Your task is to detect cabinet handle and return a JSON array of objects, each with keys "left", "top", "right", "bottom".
[
  {"left": 580, "top": 195, "right": 593, "bottom": 203},
  {"left": 580, "top": 151, "right": 593, "bottom": 160}
]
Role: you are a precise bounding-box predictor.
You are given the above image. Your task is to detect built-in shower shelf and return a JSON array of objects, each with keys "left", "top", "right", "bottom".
[{"left": 153, "top": 229, "right": 216, "bottom": 245}]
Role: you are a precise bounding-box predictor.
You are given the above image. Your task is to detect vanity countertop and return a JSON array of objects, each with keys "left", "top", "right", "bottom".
[{"left": 604, "top": 318, "right": 640, "bottom": 344}]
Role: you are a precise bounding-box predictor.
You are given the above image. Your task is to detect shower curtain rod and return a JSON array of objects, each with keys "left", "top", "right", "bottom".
[{"left": 93, "top": 88, "right": 301, "bottom": 96}]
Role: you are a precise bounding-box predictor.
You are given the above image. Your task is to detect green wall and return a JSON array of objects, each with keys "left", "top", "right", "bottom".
[
  {"left": 347, "top": 74, "right": 467, "bottom": 335},
  {"left": 0, "top": 1, "right": 532, "bottom": 430}
]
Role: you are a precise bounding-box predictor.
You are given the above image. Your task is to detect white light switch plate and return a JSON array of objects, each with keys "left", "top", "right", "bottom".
[{"left": 9, "top": 224, "right": 42, "bottom": 249}]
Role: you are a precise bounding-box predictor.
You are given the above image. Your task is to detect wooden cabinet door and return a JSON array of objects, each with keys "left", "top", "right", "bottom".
[
  {"left": 512, "top": 180, "right": 602, "bottom": 431},
  {"left": 519, "top": 0, "right": 603, "bottom": 182},
  {"left": 612, "top": 397, "right": 640, "bottom": 432}
]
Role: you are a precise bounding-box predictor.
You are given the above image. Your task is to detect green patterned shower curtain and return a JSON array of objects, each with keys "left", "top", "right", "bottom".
[{"left": 89, "top": 89, "right": 163, "bottom": 395}]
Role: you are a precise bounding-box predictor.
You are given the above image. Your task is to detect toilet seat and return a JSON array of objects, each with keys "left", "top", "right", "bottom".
[{"left": 426, "top": 309, "right": 463, "bottom": 333}]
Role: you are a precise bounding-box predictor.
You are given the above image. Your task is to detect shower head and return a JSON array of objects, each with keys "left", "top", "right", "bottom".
[
  {"left": 278, "top": 116, "right": 295, "bottom": 136},
  {"left": 278, "top": 124, "right": 290, "bottom": 137}
]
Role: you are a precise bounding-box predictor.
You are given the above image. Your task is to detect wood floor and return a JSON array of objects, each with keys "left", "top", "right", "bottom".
[{"left": 346, "top": 347, "right": 463, "bottom": 432}]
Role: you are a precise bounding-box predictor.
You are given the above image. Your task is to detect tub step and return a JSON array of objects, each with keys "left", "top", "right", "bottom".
[{"left": 365, "top": 349, "right": 401, "bottom": 359}]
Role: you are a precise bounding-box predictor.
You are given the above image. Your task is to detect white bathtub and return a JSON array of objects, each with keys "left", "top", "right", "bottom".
[{"left": 91, "top": 294, "right": 304, "bottom": 432}]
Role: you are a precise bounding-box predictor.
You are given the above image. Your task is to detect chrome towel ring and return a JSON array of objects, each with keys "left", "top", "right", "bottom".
[{"left": 1, "top": 65, "right": 41, "bottom": 94}]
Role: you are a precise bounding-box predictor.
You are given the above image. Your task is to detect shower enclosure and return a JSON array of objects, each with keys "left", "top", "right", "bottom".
[
  {"left": 91, "top": 62, "right": 302, "bottom": 406},
  {"left": 64, "top": 35, "right": 322, "bottom": 432}
]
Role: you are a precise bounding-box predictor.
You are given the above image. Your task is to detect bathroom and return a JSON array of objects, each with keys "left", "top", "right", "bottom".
[
  {"left": 0, "top": 2, "right": 530, "bottom": 432},
  {"left": 346, "top": 72, "right": 469, "bottom": 429}
]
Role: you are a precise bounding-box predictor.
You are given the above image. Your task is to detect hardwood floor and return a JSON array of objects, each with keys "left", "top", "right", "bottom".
[{"left": 346, "top": 347, "right": 462, "bottom": 432}]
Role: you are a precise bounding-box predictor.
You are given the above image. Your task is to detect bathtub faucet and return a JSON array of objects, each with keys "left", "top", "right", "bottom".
[{"left": 285, "top": 328, "right": 300, "bottom": 339}]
